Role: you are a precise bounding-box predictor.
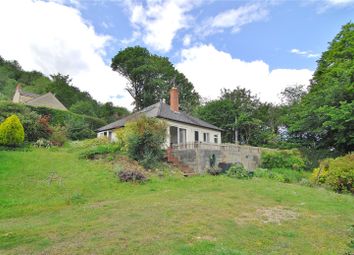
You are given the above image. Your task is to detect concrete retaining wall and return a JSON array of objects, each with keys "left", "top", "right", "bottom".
[{"left": 171, "top": 143, "right": 261, "bottom": 173}]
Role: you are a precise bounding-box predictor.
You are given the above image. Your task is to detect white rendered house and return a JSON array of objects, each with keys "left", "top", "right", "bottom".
[{"left": 96, "top": 88, "right": 222, "bottom": 147}]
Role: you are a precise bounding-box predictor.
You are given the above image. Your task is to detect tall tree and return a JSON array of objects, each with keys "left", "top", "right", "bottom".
[
  {"left": 196, "top": 87, "right": 281, "bottom": 146},
  {"left": 280, "top": 84, "right": 307, "bottom": 105},
  {"left": 285, "top": 22, "right": 354, "bottom": 153},
  {"left": 111, "top": 46, "right": 200, "bottom": 112}
]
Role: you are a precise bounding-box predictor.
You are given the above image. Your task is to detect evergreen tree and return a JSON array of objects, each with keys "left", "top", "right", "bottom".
[{"left": 0, "top": 114, "right": 25, "bottom": 146}]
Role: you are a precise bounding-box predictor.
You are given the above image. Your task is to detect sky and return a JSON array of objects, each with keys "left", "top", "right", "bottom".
[{"left": 0, "top": 0, "right": 353, "bottom": 110}]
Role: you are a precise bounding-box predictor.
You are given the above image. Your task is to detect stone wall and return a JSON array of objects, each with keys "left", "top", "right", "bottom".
[{"left": 171, "top": 143, "right": 261, "bottom": 173}]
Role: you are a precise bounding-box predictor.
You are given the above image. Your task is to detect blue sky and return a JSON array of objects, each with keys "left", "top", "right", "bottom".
[{"left": 0, "top": 0, "right": 353, "bottom": 109}]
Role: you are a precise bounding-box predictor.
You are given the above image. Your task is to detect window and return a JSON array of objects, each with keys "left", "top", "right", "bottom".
[
  {"left": 203, "top": 132, "right": 210, "bottom": 143},
  {"left": 194, "top": 131, "right": 199, "bottom": 142},
  {"left": 169, "top": 126, "right": 178, "bottom": 145},
  {"left": 103, "top": 131, "right": 107, "bottom": 137},
  {"left": 214, "top": 134, "right": 218, "bottom": 144},
  {"left": 108, "top": 131, "right": 112, "bottom": 140},
  {"left": 179, "top": 128, "right": 187, "bottom": 144}
]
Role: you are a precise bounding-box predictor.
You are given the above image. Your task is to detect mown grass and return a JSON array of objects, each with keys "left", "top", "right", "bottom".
[{"left": 0, "top": 147, "right": 353, "bottom": 254}]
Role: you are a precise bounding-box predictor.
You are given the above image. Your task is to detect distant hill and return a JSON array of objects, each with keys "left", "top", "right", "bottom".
[{"left": 0, "top": 55, "right": 129, "bottom": 123}]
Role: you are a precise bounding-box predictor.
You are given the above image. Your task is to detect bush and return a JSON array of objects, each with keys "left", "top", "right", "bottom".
[
  {"left": 117, "top": 116, "right": 167, "bottom": 169},
  {"left": 33, "top": 138, "right": 53, "bottom": 148},
  {"left": 50, "top": 126, "right": 67, "bottom": 146},
  {"left": 80, "top": 143, "right": 121, "bottom": 159},
  {"left": 254, "top": 168, "right": 306, "bottom": 183},
  {"left": 207, "top": 167, "right": 223, "bottom": 176},
  {"left": 0, "top": 114, "right": 25, "bottom": 146},
  {"left": 261, "top": 149, "right": 305, "bottom": 170},
  {"left": 226, "top": 163, "right": 252, "bottom": 179},
  {"left": 310, "top": 154, "right": 353, "bottom": 193},
  {"left": 117, "top": 169, "right": 147, "bottom": 183},
  {"left": 0, "top": 102, "right": 105, "bottom": 141}
]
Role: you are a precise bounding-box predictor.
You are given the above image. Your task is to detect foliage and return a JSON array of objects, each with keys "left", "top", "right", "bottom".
[
  {"left": 226, "top": 163, "right": 252, "bottom": 179},
  {"left": 284, "top": 22, "right": 354, "bottom": 153},
  {"left": 207, "top": 167, "right": 223, "bottom": 176},
  {"left": 0, "top": 56, "right": 129, "bottom": 123},
  {"left": 80, "top": 143, "right": 121, "bottom": 159},
  {"left": 117, "top": 116, "right": 167, "bottom": 169},
  {"left": 117, "top": 169, "right": 147, "bottom": 183},
  {"left": 280, "top": 85, "right": 307, "bottom": 105},
  {"left": 0, "top": 114, "right": 25, "bottom": 146},
  {"left": 195, "top": 87, "right": 282, "bottom": 147},
  {"left": 33, "top": 138, "right": 53, "bottom": 148},
  {"left": 310, "top": 154, "right": 353, "bottom": 193},
  {"left": 261, "top": 149, "right": 305, "bottom": 170},
  {"left": 254, "top": 168, "right": 308, "bottom": 183},
  {"left": 50, "top": 126, "right": 68, "bottom": 146},
  {"left": 0, "top": 102, "right": 105, "bottom": 141},
  {"left": 111, "top": 46, "right": 200, "bottom": 112}
]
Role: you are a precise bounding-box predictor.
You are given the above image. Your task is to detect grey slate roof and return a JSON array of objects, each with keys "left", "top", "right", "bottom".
[{"left": 97, "top": 101, "right": 223, "bottom": 132}]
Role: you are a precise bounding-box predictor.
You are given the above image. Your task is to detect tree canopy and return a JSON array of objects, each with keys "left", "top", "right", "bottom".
[
  {"left": 0, "top": 57, "right": 129, "bottom": 123},
  {"left": 284, "top": 22, "right": 354, "bottom": 153},
  {"left": 111, "top": 46, "right": 200, "bottom": 112},
  {"left": 195, "top": 87, "right": 281, "bottom": 147}
]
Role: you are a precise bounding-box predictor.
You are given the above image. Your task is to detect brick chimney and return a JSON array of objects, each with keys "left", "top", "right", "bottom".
[{"left": 170, "top": 87, "right": 179, "bottom": 112}]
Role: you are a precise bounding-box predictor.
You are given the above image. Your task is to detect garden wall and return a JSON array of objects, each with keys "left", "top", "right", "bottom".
[{"left": 171, "top": 143, "right": 261, "bottom": 173}]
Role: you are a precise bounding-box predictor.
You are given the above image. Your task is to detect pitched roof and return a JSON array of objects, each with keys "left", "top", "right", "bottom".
[
  {"left": 26, "top": 92, "right": 68, "bottom": 111},
  {"left": 97, "top": 101, "right": 223, "bottom": 132},
  {"left": 19, "top": 91, "right": 40, "bottom": 98}
]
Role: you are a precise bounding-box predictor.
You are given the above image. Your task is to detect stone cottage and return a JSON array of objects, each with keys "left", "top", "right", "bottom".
[{"left": 13, "top": 84, "right": 67, "bottom": 111}]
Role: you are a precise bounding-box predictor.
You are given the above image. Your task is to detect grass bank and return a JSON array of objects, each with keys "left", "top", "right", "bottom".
[{"left": 0, "top": 147, "right": 353, "bottom": 254}]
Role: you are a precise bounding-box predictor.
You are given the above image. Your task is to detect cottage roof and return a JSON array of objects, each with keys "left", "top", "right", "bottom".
[{"left": 97, "top": 101, "right": 223, "bottom": 132}]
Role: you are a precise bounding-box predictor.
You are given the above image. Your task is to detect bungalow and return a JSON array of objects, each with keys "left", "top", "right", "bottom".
[{"left": 96, "top": 87, "right": 222, "bottom": 147}]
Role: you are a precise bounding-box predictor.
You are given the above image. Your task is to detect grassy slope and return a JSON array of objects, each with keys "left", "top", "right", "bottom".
[{"left": 0, "top": 148, "right": 353, "bottom": 255}]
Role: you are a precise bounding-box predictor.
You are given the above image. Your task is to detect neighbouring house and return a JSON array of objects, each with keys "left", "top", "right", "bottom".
[
  {"left": 12, "top": 84, "right": 67, "bottom": 111},
  {"left": 97, "top": 87, "right": 223, "bottom": 147}
]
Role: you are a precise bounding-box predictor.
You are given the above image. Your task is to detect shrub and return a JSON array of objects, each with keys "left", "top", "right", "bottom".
[
  {"left": 117, "top": 116, "right": 167, "bottom": 169},
  {"left": 310, "top": 154, "right": 353, "bottom": 193},
  {"left": 254, "top": 168, "right": 306, "bottom": 183},
  {"left": 80, "top": 143, "right": 121, "bottom": 159},
  {"left": 117, "top": 169, "right": 147, "bottom": 183},
  {"left": 261, "top": 149, "right": 305, "bottom": 170},
  {"left": 207, "top": 167, "right": 223, "bottom": 176},
  {"left": 226, "top": 163, "right": 252, "bottom": 179},
  {"left": 0, "top": 102, "right": 105, "bottom": 141},
  {"left": 0, "top": 114, "right": 25, "bottom": 146},
  {"left": 50, "top": 125, "right": 68, "bottom": 146},
  {"left": 33, "top": 138, "right": 53, "bottom": 148}
]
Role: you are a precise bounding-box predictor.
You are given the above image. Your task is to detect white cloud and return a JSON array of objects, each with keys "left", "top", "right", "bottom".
[
  {"left": 198, "top": 3, "right": 269, "bottom": 36},
  {"left": 291, "top": 48, "right": 320, "bottom": 58},
  {"left": 176, "top": 44, "right": 313, "bottom": 104},
  {"left": 324, "top": 0, "right": 354, "bottom": 6},
  {"left": 0, "top": 0, "right": 133, "bottom": 109},
  {"left": 182, "top": 34, "right": 192, "bottom": 47},
  {"left": 124, "top": 0, "right": 200, "bottom": 52},
  {"left": 313, "top": 0, "right": 354, "bottom": 12}
]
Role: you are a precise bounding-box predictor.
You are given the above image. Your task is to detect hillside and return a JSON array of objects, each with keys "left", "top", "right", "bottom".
[
  {"left": 0, "top": 146, "right": 353, "bottom": 254},
  {"left": 0, "top": 56, "right": 129, "bottom": 123}
]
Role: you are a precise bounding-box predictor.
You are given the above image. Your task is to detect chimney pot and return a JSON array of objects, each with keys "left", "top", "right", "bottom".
[{"left": 170, "top": 87, "right": 179, "bottom": 112}]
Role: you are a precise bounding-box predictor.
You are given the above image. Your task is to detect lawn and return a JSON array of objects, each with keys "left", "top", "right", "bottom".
[{"left": 0, "top": 147, "right": 353, "bottom": 255}]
